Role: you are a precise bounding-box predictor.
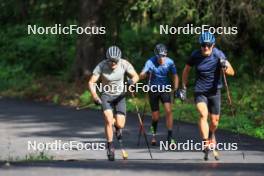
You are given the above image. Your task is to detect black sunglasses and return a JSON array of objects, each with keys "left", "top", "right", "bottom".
[
  {"left": 108, "top": 58, "right": 119, "bottom": 64},
  {"left": 201, "top": 43, "right": 213, "bottom": 48},
  {"left": 157, "top": 54, "right": 167, "bottom": 58}
]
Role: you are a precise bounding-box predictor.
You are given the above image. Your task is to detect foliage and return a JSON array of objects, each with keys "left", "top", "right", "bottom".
[
  {"left": 79, "top": 90, "right": 92, "bottom": 106},
  {"left": 0, "top": 24, "right": 76, "bottom": 76},
  {"left": 0, "top": 0, "right": 263, "bottom": 139},
  {"left": 24, "top": 151, "right": 54, "bottom": 161},
  {"left": 0, "top": 64, "right": 33, "bottom": 91}
]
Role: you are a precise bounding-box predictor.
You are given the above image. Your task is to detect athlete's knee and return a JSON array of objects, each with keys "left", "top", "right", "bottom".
[
  {"left": 199, "top": 113, "right": 208, "bottom": 121},
  {"left": 164, "top": 107, "right": 172, "bottom": 117},
  {"left": 211, "top": 116, "right": 220, "bottom": 128},
  {"left": 115, "top": 115, "right": 126, "bottom": 129},
  {"left": 105, "top": 119, "right": 113, "bottom": 127},
  {"left": 115, "top": 122, "right": 124, "bottom": 129},
  {"left": 104, "top": 118, "right": 114, "bottom": 127},
  {"left": 152, "top": 111, "right": 160, "bottom": 121},
  {"left": 196, "top": 102, "right": 208, "bottom": 121},
  {"left": 212, "top": 120, "right": 219, "bottom": 127},
  {"left": 104, "top": 110, "right": 114, "bottom": 125}
]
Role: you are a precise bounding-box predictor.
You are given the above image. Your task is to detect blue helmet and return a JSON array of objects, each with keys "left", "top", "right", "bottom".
[{"left": 199, "top": 32, "right": 215, "bottom": 44}]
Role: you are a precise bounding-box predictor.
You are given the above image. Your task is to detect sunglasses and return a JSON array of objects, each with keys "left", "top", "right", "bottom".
[
  {"left": 108, "top": 58, "right": 119, "bottom": 64},
  {"left": 157, "top": 54, "right": 167, "bottom": 58},
  {"left": 201, "top": 43, "right": 213, "bottom": 48}
]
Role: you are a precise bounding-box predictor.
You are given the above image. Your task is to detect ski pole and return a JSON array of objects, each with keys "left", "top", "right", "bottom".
[
  {"left": 76, "top": 104, "right": 90, "bottom": 110},
  {"left": 173, "top": 86, "right": 187, "bottom": 140},
  {"left": 222, "top": 68, "right": 245, "bottom": 160},
  {"left": 137, "top": 101, "right": 147, "bottom": 146},
  {"left": 131, "top": 92, "right": 153, "bottom": 159},
  {"left": 173, "top": 91, "right": 181, "bottom": 140},
  {"left": 136, "top": 72, "right": 152, "bottom": 147}
]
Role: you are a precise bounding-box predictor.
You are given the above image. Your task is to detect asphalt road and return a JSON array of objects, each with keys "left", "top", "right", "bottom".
[{"left": 0, "top": 97, "right": 263, "bottom": 175}]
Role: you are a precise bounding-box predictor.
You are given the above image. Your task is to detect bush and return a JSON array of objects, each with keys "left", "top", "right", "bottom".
[
  {"left": 0, "top": 64, "right": 33, "bottom": 91},
  {"left": 0, "top": 24, "right": 76, "bottom": 76},
  {"left": 79, "top": 90, "right": 92, "bottom": 106}
]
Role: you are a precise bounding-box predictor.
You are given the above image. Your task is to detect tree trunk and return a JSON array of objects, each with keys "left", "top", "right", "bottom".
[{"left": 74, "top": 0, "right": 106, "bottom": 80}]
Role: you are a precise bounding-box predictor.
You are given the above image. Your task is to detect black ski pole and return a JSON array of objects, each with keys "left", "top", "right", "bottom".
[
  {"left": 136, "top": 72, "right": 152, "bottom": 147},
  {"left": 222, "top": 68, "right": 245, "bottom": 160},
  {"left": 137, "top": 101, "right": 147, "bottom": 146},
  {"left": 131, "top": 92, "right": 153, "bottom": 159}
]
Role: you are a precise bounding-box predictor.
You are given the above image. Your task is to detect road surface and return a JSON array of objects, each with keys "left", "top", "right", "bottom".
[{"left": 0, "top": 98, "right": 263, "bottom": 175}]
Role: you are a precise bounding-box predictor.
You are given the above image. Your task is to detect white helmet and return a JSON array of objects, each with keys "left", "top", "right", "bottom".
[{"left": 106, "top": 45, "right": 122, "bottom": 62}]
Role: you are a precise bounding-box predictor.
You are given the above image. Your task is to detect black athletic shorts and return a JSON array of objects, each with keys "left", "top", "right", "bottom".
[
  {"left": 148, "top": 91, "right": 171, "bottom": 112},
  {"left": 194, "top": 89, "right": 221, "bottom": 115},
  {"left": 101, "top": 94, "right": 126, "bottom": 116}
]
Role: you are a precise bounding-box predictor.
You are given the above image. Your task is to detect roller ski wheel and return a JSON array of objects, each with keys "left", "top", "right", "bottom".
[
  {"left": 151, "top": 136, "right": 157, "bottom": 146},
  {"left": 212, "top": 149, "right": 220, "bottom": 160},
  {"left": 203, "top": 147, "right": 220, "bottom": 161},
  {"left": 121, "top": 149, "right": 128, "bottom": 160},
  {"left": 209, "top": 139, "right": 219, "bottom": 160},
  {"left": 115, "top": 128, "right": 128, "bottom": 160}
]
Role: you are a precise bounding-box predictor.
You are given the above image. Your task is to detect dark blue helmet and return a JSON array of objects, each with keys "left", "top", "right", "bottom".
[
  {"left": 154, "top": 43, "right": 168, "bottom": 56},
  {"left": 199, "top": 32, "right": 215, "bottom": 44}
]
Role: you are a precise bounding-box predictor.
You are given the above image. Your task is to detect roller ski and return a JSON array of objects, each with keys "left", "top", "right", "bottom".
[
  {"left": 167, "top": 130, "right": 175, "bottom": 145},
  {"left": 150, "top": 126, "right": 157, "bottom": 146},
  {"left": 209, "top": 132, "right": 220, "bottom": 160},
  {"left": 168, "top": 136, "right": 176, "bottom": 145},
  {"left": 203, "top": 147, "right": 219, "bottom": 161},
  {"left": 115, "top": 127, "right": 128, "bottom": 160},
  {"left": 203, "top": 147, "right": 210, "bottom": 161},
  {"left": 203, "top": 138, "right": 219, "bottom": 161},
  {"left": 212, "top": 149, "right": 220, "bottom": 160},
  {"left": 151, "top": 136, "right": 157, "bottom": 146},
  {"left": 210, "top": 138, "right": 220, "bottom": 160},
  {"left": 150, "top": 126, "right": 156, "bottom": 146},
  {"left": 107, "top": 143, "right": 115, "bottom": 161}
]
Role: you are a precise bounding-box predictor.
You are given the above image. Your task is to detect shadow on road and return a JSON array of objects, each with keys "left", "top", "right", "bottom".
[{"left": 0, "top": 98, "right": 263, "bottom": 152}]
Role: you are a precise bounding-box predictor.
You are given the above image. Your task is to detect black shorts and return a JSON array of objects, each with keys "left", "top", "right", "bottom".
[
  {"left": 148, "top": 91, "right": 171, "bottom": 112},
  {"left": 194, "top": 89, "right": 221, "bottom": 115},
  {"left": 101, "top": 94, "right": 126, "bottom": 116}
]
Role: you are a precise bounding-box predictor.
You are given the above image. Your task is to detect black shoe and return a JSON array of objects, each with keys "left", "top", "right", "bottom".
[
  {"left": 203, "top": 148, "right": 210, "bottom": 161},
  {"left": 107, "top": 147, "right": 115, "bottom": 161}
]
